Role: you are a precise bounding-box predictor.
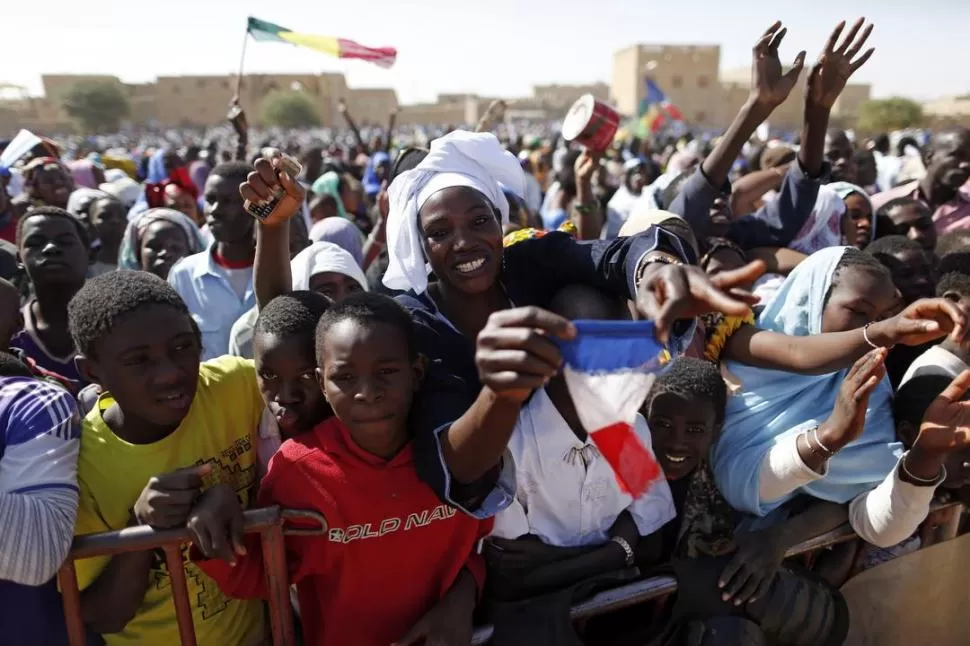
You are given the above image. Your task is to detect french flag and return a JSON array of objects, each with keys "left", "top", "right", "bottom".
[{"left": 557, "top": 320, "right": 671, "bottom": 498}]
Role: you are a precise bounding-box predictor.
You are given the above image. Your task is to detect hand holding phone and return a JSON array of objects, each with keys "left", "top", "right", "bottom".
[{"left": 239, "top": 154, "right": 305, "bottom": 225}]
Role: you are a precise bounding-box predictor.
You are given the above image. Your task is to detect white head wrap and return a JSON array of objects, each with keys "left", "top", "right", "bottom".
[
  {"left": 290, "top": 241, "right": 368, "bottom": 293},
  {"left": 383, "top": 131, "right": 526, "bottom": 294}
]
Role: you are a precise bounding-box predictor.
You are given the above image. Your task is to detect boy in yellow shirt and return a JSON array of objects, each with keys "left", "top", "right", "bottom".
[{"left": 67, "top": 270, "right": 266, "bottom": 645}]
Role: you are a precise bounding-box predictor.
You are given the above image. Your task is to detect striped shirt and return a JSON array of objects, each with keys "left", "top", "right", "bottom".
[{"left": 0, "top": 377, "right": 81, "bottom": 645}]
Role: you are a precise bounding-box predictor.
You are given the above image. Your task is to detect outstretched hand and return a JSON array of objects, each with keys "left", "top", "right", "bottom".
[
  {"left": 871, "top": 297, "right": 967, "bottom": 348},
  {"left": 635, "top": 261, "right": 765, "bottom": 343},
  {"left": 749, "top": 21, "right": 806, "bottom": 110},
  {"left": 806, "top": 18, "right": 875, "bottom": 110}
]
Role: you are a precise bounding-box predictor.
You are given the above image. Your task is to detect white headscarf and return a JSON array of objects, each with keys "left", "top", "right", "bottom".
[
  {"left": 383, "top": 131, "right": 526, "bottom": 294},
  {"left": 290, "top": 241, "right": 368, "bottom": 292}
]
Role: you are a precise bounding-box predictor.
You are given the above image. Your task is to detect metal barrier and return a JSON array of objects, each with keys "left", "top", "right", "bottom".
[
  {"left": 469, "top": 500, "right": 965, "bottom": 644},
  {"left": 55, "top": 501, "right": 963, "bottom": 646},
  {"left": 56, "top": 507, "right": 327, "bottom": 646}
]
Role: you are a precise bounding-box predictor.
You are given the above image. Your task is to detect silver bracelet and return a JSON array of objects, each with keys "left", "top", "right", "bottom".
[
  {"left": 900, "top": 452, "right": 947, "bottom": 487},
  {"left": 810, "top": 427, "right": 836, "bottom": 457},
  {"left": 863, "top": 322, "right": 892, "bottom": 350},
  {"left": 610, "top": 536, "right": 635, "bottom": 566}
]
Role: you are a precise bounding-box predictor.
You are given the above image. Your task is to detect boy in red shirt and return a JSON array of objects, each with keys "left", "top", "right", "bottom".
[{"left": 194, "top": 292, "right": 489, "bottom": 646}]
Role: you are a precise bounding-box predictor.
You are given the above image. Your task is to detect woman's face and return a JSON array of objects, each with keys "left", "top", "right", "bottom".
[
  {"left": 90, "top": 198, "right": 127, "bottom": 250},
  {"left": 308, "top": 272, "right": 363, "bottom": 302},
  {"left": 418, "top": 186, "right": 503, "bottom": 295},
  {"left": 841, "top": 193, "right": 872, "bottom": 248},
  {"left": 32, "top": 167, "right": 74, "bottom": 208},
  {"left": 140, "top": 219, "right": 190, "bottom": 279},
  {"left": 821, "top": 266, "right": 900, "bottom": 333}
]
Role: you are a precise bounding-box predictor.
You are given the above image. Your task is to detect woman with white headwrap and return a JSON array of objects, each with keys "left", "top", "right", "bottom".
[
  {"left": 228, "top": 241, "right": 367, "bottom": 359},
  {"left": 240, "top": 131, "right": 764, "bottom": 517}
]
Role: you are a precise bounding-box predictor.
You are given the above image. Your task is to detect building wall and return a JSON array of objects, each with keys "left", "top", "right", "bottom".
[
  {"left": 531, "top": 82, "right": 610, "bottom": 110},
  {"left": 612, "top": 47, "right": 871, "bottom": 131}
]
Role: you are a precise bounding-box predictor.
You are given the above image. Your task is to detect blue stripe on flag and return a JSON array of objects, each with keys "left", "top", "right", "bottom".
[{"left": 556, "top": 320, "right": 669, "bottom": 373}]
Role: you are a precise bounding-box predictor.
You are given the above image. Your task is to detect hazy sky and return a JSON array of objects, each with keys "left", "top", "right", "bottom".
[{"left": 4, "top": 0, "right": 968, "bottom": 105}]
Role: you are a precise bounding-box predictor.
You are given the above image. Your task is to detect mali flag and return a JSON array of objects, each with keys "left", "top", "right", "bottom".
[{"left": 247, "top": 17, "right": 397, "bottom": 69}]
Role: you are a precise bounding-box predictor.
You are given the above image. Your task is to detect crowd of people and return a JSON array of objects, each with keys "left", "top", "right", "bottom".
[{"left": 3, "top": 16, "right": 970, "bottom": 646}]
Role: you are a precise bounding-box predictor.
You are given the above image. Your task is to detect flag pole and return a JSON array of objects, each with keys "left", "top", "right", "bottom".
[{"left": 234, "top": 21, "right": 250, "bottom": 100}]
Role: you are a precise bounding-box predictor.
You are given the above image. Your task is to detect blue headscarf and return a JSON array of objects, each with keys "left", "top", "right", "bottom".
[
  {"left": 712, "top": 246, "right": 902, "bottom": 516},
  {"left": 363, "top": 151, "right": 390, "bottom": 198}
]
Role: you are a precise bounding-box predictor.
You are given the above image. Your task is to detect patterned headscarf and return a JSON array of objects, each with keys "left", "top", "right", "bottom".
[{"left": 118, "top": 208, "right": 205, "bottom": 271}]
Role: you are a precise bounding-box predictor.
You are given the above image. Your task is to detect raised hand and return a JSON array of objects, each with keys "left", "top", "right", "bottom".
[
  {"left": 912, "top": 370, "right": 970, "bottom": 457},
  {"left": 749, "top": 21, "right": 807, "bottom": 110},
  {"left": 238, "top": 155, "right": 306, "bottom": 227},
  {"left": 806, "top": 18, "right": 875, "bottom": 110},
  {"left": 818, "top": 348, "right": 886, "bottom": 452}
]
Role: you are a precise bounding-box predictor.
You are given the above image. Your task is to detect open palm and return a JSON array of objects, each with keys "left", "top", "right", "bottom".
[
  {"left": 750, "top": 21, "right": 806, "bottom": 109},
  {"left": 915, "top": 370, "right": 970, "bottom": 455},
  {"left": 807, "top": 18, "right": 875, "bottom": 109}
]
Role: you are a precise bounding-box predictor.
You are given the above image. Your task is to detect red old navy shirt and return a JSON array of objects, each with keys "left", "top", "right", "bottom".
[{"left": 196, "top": 417, "right": 490, "bottom": 646}]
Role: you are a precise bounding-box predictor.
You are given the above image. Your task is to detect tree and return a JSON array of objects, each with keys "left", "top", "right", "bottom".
[
  {"left": 61, "top": 80, "right": 131, "bottom": 134},
  {"left": 855, "top": 97, "right": 924, "bottom": 133},
  {"left": 260, "top": 90, "right": 321, "bottom": 128}
]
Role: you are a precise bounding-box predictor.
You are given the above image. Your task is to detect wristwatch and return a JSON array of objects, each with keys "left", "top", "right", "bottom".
[{"left": 611, "top": 536, "right": 635, "bottom": 566}]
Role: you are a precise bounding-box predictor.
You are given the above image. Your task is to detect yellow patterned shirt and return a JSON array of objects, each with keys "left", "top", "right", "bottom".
[{"left": 74, "top": 356, "right": 266, "bottom": 646}]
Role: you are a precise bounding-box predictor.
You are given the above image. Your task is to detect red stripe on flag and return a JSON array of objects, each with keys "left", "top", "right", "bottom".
[
  {"left": 336, "top": 38, "right": 397, "bottom": 67},
  {"left": 590, "top": 421, "right": 663, "bottom": 497}
]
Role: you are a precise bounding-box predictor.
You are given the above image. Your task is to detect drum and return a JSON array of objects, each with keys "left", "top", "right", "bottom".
[{"left": 561, "top": 94, "right": 620, "bottom": 153}]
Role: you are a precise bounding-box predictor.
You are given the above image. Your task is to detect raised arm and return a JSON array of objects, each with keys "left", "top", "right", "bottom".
[
  {"left": 724, "top": 297, "right": 965, "bottom": 375},
  {"left": 728, "top": 18, "right": 875, "bottom": 250},
  {"left": 239, "top": 157, "right": 307, "bottom": 308},
  {"left": 669, "top": 22, "right": 805, "bottom": 238},
  {"left": 337, "top": 99, "right": 368, "bottom": 154},
  {"left": 384, "top": 108, "right": 397, "bottom": 153}
]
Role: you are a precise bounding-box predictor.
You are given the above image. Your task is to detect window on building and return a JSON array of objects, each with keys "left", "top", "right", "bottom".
[
  {"left": 671, "top": 76, "right": 683, "bottom": 89},
  {"left": 696, "top": 111, "right": 707, "bottom": 122},
  {"left": 222, "top": 80, "right": 229, "bottom": 89},
  {"left": 172, "top": 86, "right": 180, "bottom": 95},
  {"left": 698, "top": 75, "right": 709, "bottom": 88},
  {"left": 196, "top": 79, "right": 206, "bottom": 88}
]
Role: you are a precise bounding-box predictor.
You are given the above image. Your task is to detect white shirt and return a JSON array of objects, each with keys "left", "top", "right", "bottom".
[
  {"left": 492, "top": 389, "right": 676, "bottom": 548},
  {"left": 900, "top": 345, "right": 969, "bottom": 387}
]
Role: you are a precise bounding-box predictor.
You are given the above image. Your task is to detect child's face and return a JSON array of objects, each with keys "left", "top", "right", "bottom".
[
  {"left": 308, "top": 272, "right": 363, "bottom": 303},
  {"left": 254, "top": 331, "right": 331, "bottom": 438},
  {"left": 647, "top": 391, "right": 719, "bottom": 481},
  {"left": 18, "top": 215, "right": 89, "bottom": 288},
  {"left": 140, "top": 220, "right": 191, "bottom": 280},
  {"left": 78, "top": 303, "right": 201, "bottom": 432},
  {"left": 822, "top": 266, "right": 899, "bottom": 334},
  {"left": 318, "top": 319, "right": 423, "bottom": 455}
]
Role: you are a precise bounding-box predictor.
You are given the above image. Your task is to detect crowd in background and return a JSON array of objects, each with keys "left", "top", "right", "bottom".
[{"left": 3, "top": 17, "right": 970, "bottom": 646}]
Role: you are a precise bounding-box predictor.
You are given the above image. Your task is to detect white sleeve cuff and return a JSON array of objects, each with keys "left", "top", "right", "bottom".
[
  {"left": 759, "top": 431, "right": 826, "bottom": 503},
  {"left": 849, "top": 454, "right": 936, "bottom": 548}
]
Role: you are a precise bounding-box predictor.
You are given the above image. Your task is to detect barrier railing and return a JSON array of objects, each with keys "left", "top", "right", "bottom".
[
  {"left": 57, "top": 507, "right": 327, "bottom": 646},
  {"left": 469, "top": 500, "right": 965, "bottom": 644},
  {"left": 56, "top": 501, "right": 963, "bottom": 645}
]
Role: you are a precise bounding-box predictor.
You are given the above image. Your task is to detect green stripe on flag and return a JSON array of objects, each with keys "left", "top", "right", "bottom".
[{"left": 247, "top": 17, "right": 292, "bottom": 43}]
